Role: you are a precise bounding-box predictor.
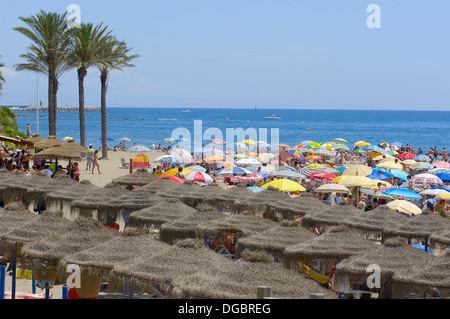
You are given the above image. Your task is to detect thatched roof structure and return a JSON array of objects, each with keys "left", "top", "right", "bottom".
[
  {"left": 283, "top": 226, "right": 377, "bottom": 265},
  {"left": 24, "top": 174, "right": 78, "bottom": 202},
  {"left": 70, "top": 184, "right": 129, "bottom": 210},
  {"left": 195, "top": 211, "right": 277, "bottom": 240},
  {"left": 98, "top": 186, "right": 164, "bottom": 212},
  {"left": 159, "top": 210, "right": 226, "bottom": 244},
  {"left": 21, "top": 217, "right": 118, "bottom": 272},
  {"left": 33, "top": 135, "right": 63, "bottom": 150},
  {"left": 344, "top": 206, "right": 410, "bottom": 239},
  {"left": 139, "top": 178, "right": 182, "bottom": 193},
  {"left": 301, "top": 204, "right": 362, "bottom": 230},
  {"left": 3, "top": 172, "right": 50, "bottom": 197},
  {"left": 333, "top": 237, "right": 435, "bottom": 298},
  {"left": 235, "top": 220, "right": 318, "bottom": 260},
  {"left": 33, "top": 146, "right": 82, "bottom": 161},
  {"left": 127, "top": 198, "right": 198, "bottom": 229},
  {"left": 383, "top": 211, "right": 450, "bottom": 240},
  {"left": 59, "top": 140, "right": 93, "bottom": 156},
  {"left": 108, "top": 239, "right": 336, "bottom": 299},
  {"left": 178, "top": 183, "right": 224, "bottom": 207},
  {"left": 430, "top": 228, "right": 450, "bottom": 247},
  {"left": 111, "top": 169, "right": 159, "bottom": 187},
  {"left": 0, "top": 210, "right": 71, "bottom": 257},
  {"left": 26, "top": 134, "right": 45, "bottom": 145},
  {"left": 45, "top": 179, "right": 99, "bottom": 202},
  {"left": 154, "top": 179, "right": 199, "bottom": 199}
]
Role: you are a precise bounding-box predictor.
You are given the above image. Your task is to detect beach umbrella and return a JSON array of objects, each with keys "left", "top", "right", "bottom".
[
  {"left": 307, "top": 172, "right": 337, "bottom": 184},
  {"left": 335, "top": 166, "right": 347, "bottom": 174},
  {"left": 171, "top": 148, "right": 194, "bottom": 164},
  {"left": 99, "top": 137, "right": 114, "bottom": 141},
  {"left": 127, "top": 145, "right": 151, "bottom": 152},
  {"left": 402, "top": 159, "right": 417, "bottom": 166},
  {"left": 261, "top": 179, "right": 306, "bottom": 192},
  {"left": 314, "top": 183, "right": 351, "bottom": 194},
  {"left": 257, "top": 153, "right": 275, "bottom": 163},
  {"left": 62, "top": 136, "right": 75, "bottom": 142},
  {"left": 412, "top": 162, "right": 433, "bottom": 170},
  {"left": 210, "top": 138, "right": 226, "bottom": 145},
  {"left": 306, "top": 142, "right": 321, "bottom": 149},
  {"left": 241, "top": 139, "right": 257, "bottom": 146},
  {"left": 435, "top": 193, "right": 450, "bottom": 201},
  {"left": 433, "top": 161, "right": 450, "bottom": 168},
  {"left": 246, "top": 186, "right": 266, "bottom": 193},
  {"left": 33, "top": 146, "right": 82, "bottom": 161},
  {"left": 154, "top": 155, "right": 177, "bottom": 163},
  {"left": 333, "top": 144, "right": 350, "bottom": 151},
  {"left": 285, "top": 149, "right": 305, "bottom": 160},
  {"left": 376, "top": 161, "right": 403, "bottom": 170},
  {"left": 380, "top": 187, "right": 422, "bottom": 200},
  {"left": 132, "top": 153, "right": 150, "bottom": 168},
  {"left": 389, "top": 169, "right": 409, "bottom": 181},
  {"left": 371, "top": 167, "right": 392, "bottom": 178},
  {"left": 202, "top": 155, "right": 226, "bottom": 163},
  {"left": 433, "top": 173, "right": 450, "bottom": 182},
  {"left": 268, "top": 170, "right": 305, "bottom": 179},
  {"left": 386, "top": 200, "right": 422, "bottom": 217},
  {"left": 186, "top": 165, "right": 207, "bottom": 173},
  {"left": 366, "top": 173, "right": 390, "bottom": 181},
  {"left": 185, "top": 172, "right": 213, "bottom": 184},
  {"left": 175, "top": 137, "right": 189, "bottom": 143},
  {"left": 396, "top": 153, "right": 416, "bottom": 160},
  {"left": 332, "top": 138, "right": 348, "bottom": 144},
  {"left": 164, "top": 138, "right": 175, "bottom": 144},
  {"left": 332, "top": 175, "right": 374, "bottom": 187},
  {"left": 33, "top": 135, "right": 63, "bottom": 150},
  {"left": 236, "top": 158, "right": 262, "bottom": 166},
  {"left": 391, "top": 142, "right": 403, "bottom": 148},
  {"left": 429, "top": 168, "right": 450, "bottom": 175},
  {"left": 216, "top": 166, "right": 252, "bottom": 176},
  {"left": 420, "top": 187, "right": 450, "bottom": 196},
  {"left": 410, "top": 173, "right": 443, "bottom": 185},
  {"left": 237, "top": 172, "right": 265, "bottom": 182},
  {"left": 158, "top": 175, "right": 185, "bottom": 184},
  {"left": 414, "top": 154, "right": 431, "bottom": 162},
  {"left": 305, "top": 155, "right": 321, "bottom": 160},
  {"left": 354, "top": 141, "right": 371, "bottom": 147},
  {"left": 219, "top": 161, "right": 237, "bottom": 168},
  {"left": 342, "top": 164, "right": 373, "bottom": 177},
  {"left": 276, "top": 144, "right": 290, "bottom": 149},
  {"left": 119, "top": 137, "right": 131, "bottom": 142},
  {"left": 165, "top": 167, "right": 195, "bottom": 176}
]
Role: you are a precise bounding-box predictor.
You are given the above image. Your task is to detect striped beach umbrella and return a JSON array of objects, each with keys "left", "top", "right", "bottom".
[
  {"left": 433, "top": 162, "right": 450, "bottom": 168},
  {"left": 154, "top": 155, "right": 177, "bottom": 163},
  {"left": 237, "top": 172, "right": 265, "bottom": 182},
  {"left": 286, "top": 149, "right": 305, "bottom": 160},
  {"left": 187, "top": 165, "right": 207, "bottom": 173},
  {"left": 171, "top": 148, "right": 194, "bottom": 164},
  {"left": 132, "top": 153, "right": 150, "bottom": 168},
  {"left": 429, "top": 168, "right": 450, "bottom": 175},
  {"left": 342, "top": 165, "right": 373, "bottom": 177},
  {"left": 386, "top": 200, "right": 422, "bottom": 217},
  {"left": 410, "top": 174, "right": 443, "bottom": 185},
  {"left": 216, "top": 166, "right": 252, "bottom": 176},
  {"left": 261, "top": 179, "right": 306, "bottom": 192},
  {"left": 185, "top": 172, "right": 213, "bottom": 184}
]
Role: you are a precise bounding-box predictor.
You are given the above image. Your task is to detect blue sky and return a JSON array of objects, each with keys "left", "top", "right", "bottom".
[{"left": 0, "top": 0, "right": 449, "bottom": 110}]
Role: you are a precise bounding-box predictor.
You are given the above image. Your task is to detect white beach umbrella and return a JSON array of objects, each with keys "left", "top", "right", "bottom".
[{"left": 236, "top": 158, "right": 262, "bottom": 166}]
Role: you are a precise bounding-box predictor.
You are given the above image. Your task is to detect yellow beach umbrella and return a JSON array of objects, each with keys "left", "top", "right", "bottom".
[
  {"left": 342, "top": 165, "right": 373, "bottom": 177},
  {"left": 261, "top": 179, "right": 306, "bottom": 192},
  {"left": 306, "top": 142, "right": 321, "bottom": 149},
  {"left": 361, "top": 180, "right": 393, "bottom": 190},
  {"left": 257, "top": 153, "right": 275, "bottom": 163},
  {"left": 386, "top": 200, "right": 422, "bottom": 217},
  {"left": 436, "top": 193, "right": 450, "bottom": 201},
  {"left": 376, "top": 161, "right": 403, "bottom": 170},
  {"left": 332, "top": 175, "right": 374, "bottom": 187},
  {"left": 220, "top": 161, "right": 236, "bottom": 168},
  {"left": 165, "top": 168, "right": 194, "bottom": 176},
  {"left": 402, "top": 159, "right": 417, "bottom": 166},
  {"left": 203, "top": 155, "right": 226, "bottom": 163},
  {"left": 242, "top": 139, "right": 257, "bottom": 146},
  {"left": 373, "top": 154, "right": 394, "bottom": 162},
  {"left": 308, "top": 164, "right": 323, "bottom": 170},
  {"left": 354, "top": 141, "right": 371, "bottom": 147}
]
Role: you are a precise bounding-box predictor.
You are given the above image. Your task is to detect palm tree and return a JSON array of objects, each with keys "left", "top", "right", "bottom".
[
  {"left": 68, "top": 23, "right": 113, "bottom": 147},
  {"left": 0, "top": 55, "right": 5, "bottom": 94},
  {"left": 96, "top": 38, "right": 139, "bottom": 159},
  {"left": 14, "top": 10, "right": 72, "bottom": 136}
]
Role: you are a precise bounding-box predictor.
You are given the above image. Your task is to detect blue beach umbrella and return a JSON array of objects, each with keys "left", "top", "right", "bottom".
[
  {"left": 100, "top": 137, "right": 114, "bottom": 141},
  {"left": 372, "top": 167, "right": 392, "bottom": 178},
  {"left": 390, "top": 169, "right": 410, "bottom": 181},
  {"left": 215, "top": 167, "right": 252, "bottom": 176},
  {"left": 247, "top": 186, "right": 266, "bottom": 193},
  {"left": 415, "top": 154, "right": 431, "bottom": 162},
  {"left": 381, "top": 187, "right": 422, "bottom": 200},
  {"left": 435, "top": 173, "right": 450, "bottom": 183},
  {"left": 366, "top": 173, "right": 390, "bottom": 181}
]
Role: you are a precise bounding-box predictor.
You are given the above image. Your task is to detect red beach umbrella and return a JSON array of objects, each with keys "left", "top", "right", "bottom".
[
  {"left": 307, "top": 172, "right": 337, "bottom": 184},
  {"left": 185, "top": 172, "right": 214, "bottom": 184},
  {"left": 396, "top": 153, "right": 416, "bottom": 160},
  {"left": 158, "top": 175, "right": 185, "bottom": 184}
]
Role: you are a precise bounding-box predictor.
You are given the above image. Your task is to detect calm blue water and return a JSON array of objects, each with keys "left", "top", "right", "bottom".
[{"left": 13, "top": 108, "right": 450, "bottom": 152}]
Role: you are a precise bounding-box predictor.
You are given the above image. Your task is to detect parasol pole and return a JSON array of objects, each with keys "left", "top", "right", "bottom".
[
  {"left": 11, "top": 243, "right": 17, "bottom": 299},
  {"left": 0, "top": 265, "right": 5, "bottom": 299},
  {"left": 36, "top": 72, "right": 39, "bottom": 135}
]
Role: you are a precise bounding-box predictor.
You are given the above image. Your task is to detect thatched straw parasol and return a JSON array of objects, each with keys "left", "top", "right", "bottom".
[
  {"left": 59, "top": 140, "right": 93, "bottom": 157},
  {"left": 154, "top": 179, "right": 199, "bottom": 199},
  {"left": 391, "top": 249, "right": 449, "bottom": 298},
  {"left": 430, "top": 228, "right": 450, "bottom": 248},
  {"left": 235, "top": 220, "right": 318, "bottom": 262},
  {"left": 33, "top": 135, "right": 63, "bottom": 150},
  {"left": 127, "top": 198, "right": 198, "bottom": 229},
  {"left": 25, "top": 134, "right": 45, "bottom": 145},
  {"left": 344, "top": 206, "right": 410, "bottom": 242},
  {"left": 159, "top": 210, "right": 226, "bottom": 245},
  {"left": 21, "top": 217, "right": 118, "bottom": 290},
  {"left": 33, "top": 146, "right": 82, "bottom": 161},
  {"left": 177, "top": 183, "right": 224, "bottom": 208},
  {"left": 301, "top": 205, "right": 361, "bottom": 231},
  {"left": 108, "top": 240, "right": 336, "bottom": 299},
  {"left": 283, "top": 226, "right": 377, "bottom": 272},
  {"left": 139, "top": 177, "right": 181, "bottom": 193},
  {"left": 333, "top": 237, "right": 435, "bottom": 298},
  {"left": 2, "top": 172, "right": 51, "bottom": 206},
  {"left": 111, "top": 168, "right": 159, "bottom": 187}
]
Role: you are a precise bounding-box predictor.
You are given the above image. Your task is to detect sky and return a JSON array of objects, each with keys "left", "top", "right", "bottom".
[{"left": 0, "top": 0, "right": 449, "bottom": 110}]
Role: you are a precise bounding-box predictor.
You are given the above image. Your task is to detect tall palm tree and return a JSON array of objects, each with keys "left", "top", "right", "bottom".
[
  {"left": 0, "top": 55, "right": 5, "bottom": 94},
  {"left": 14, "top": 10, "right": 72, "bottom": 136},
  {"left": 68, "top": 23, "right": 113, "bottom": 147},
  {"left": 96, "top": 38, "right": 138, "bottom": 159}
]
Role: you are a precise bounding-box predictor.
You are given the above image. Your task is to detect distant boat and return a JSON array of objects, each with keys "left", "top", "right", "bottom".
[
  {"left": 265, "top": 114, "right": 282, "bottom": 120},
  {"left": 181, "top": 110, "right": 191, "bottom": 113}
]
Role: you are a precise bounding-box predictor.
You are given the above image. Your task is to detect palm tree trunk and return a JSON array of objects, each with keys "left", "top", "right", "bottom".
[
  {"left": 53, "top": 79, "right": 58, "bottom": 136},
  {"left": 78, "top": 68, "right": 87, "bottom": 147},
  {"left": 48, "top": 62, "right": 56, "bottom": 136},
  {"left": 100, "top": 70, "right": 108, "bottom": 159}
]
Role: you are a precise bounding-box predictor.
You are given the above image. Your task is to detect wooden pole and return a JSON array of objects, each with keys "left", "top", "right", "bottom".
[
  {"left": 257, "top": 286, "right": 272, "bottom": 299},
  {"left": 0, "top": 265, "right": 5, "bottom": 299}
]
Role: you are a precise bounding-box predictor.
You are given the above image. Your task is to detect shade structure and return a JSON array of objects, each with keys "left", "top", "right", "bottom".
[
  {"left": 314, "top": 184, "right": 351, "bottom": 193},
  {"left": 202, "top": 155, "right": 226, "bottom": 163},
  {"left": 414, "top": 154, "right": 431, "bottom": 162},
  {"left": 307, "top": 172, "right": 337, "bottom": 184},
  {"left": 185, "top": 172, "right": 213, "bottom": 184},
  {"left": 261, "top": 179, "right": 306, "bottom": 192},
  {"left": 164, "top": 167, "right": 194, "bottom": 177},
  {"left": 332, "top": 138, "right": 348, "bottom": 144},
  {"left": 132, "top": 153, "right": 150, "bottom": 168},
  {"left": 154, "top": 155, "right": 177, "bottom": 163},
  {"left": 419, "top": 187, "right": 450, "bottom": 197},
  {"left": 354, "top": 141, "right": 371, "bottom": 147},
  {"left": 433, "top": 162, "right": 450, "bottom": 168},
  {"left": 285, "top": 149, "right": 305, "bottom": 160},
  {"left": 236, "top": 158, "right": 262, "bottom": 166},
  {"left": 241, "top": 139, "right": 257, "bottom": 146},
  {"left": 210, "top": 138, "right": 226, "bottom": 145},
  {"left": 332, "top": 175, "right": 374, "bottom": 187},
  {"left": 268, "top": 170, "right": 306, "bottom": 179},
  {"left": 219, "top": 161, "right": 236, "bottom": 168},
  {"left": 158, "top": 175, "right": 185, "bottom": 184},
  {"left": 397, "top": 153, "right": 416, "bottom": 160},
  {"left": 380, "top": 187, "right": 422, "bottom": 200},
  {"left": 170, "top": 148, "right": 194, "bottom": 164},
  {"left": 305, "top": 155, "right": 321, "bottom": 160},
  {"left": 434, "top": 173, "right": 450, "bottom": 183},
  {"left": 410, "top": 174, "right": 443, "bottom": 185},
  {"left": 390, "top": 169, "right": 409, "bottom": 181},
  {"left": 111, "top": 168, "right": 159, "bottom": 187},
  {"left": 342, "top": 165, "right": 373, "bottom": 177},
  {"left": 25, "top": 134, "right": 44, "bottom": 145},
  {"left": 376, "top": 161, "right": 403, "bottom": 170},
  {"left": 215, "top": 166, "right": 252, "bottom": 177},
  {"left": 127, "top": 145, "right": 151, "bottom": 152},
  {"left": 236, "top": 172, "right": 265, "bottom": 183},
  {"left": 33, "top": 146, "right": 82, "bottom": 161},
  {"left": 187, "top": 165, "right": 207, "bottom": 173},
  {"left": 429, "top": 168, "right": 450, "bottom": 175},
  {"left": 257, "top": 153, "right": 275, "bottom": 163},
  {"left": 412, "top": 162, "right": 433, "bottom": 170},
  {"left": 386, "top": 200, "right": 422, "bottom": 217},
  {"left": 33, "top": 135, "right": 63, "bottom": 149},
  {"left": 402, "top": 159, "right": 418, "bottom": 166},
  {"left": 59, "top": 140, "right": 93, "bottom": 156}
]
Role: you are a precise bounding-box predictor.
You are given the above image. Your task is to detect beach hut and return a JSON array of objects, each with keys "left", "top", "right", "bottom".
[
  {"left": 194, "top": 211, "right": 278, "bottom": 260},
  {"left": 235, "top": 220, "right": 318, "bottom": 263},
  {"left": 58, "top": 229, "right": 170, "bottom": 299},
  {"left": 333, "top": 237, "right": 435, "bottom": 299},
  {"left": 126, "top": 198, "right": 199, "bottom": 231},
  {"left": 45, "top": 180, "right": 99, "bottom": 219},
  {"left": 110, "top": 168, "right": 159, "bottom": 188},
  {"left": 20, "top": 217, "right": 117, "bottom": 296}
]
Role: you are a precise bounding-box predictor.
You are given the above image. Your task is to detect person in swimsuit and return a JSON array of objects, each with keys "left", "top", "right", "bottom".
[{"left": 92, "top": 150, "right": 102, "bottom": 174}]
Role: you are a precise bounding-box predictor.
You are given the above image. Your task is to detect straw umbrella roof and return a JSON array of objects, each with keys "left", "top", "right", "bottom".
[
  {"left": 301, "top": 205, "right": 361, "bottom": 229},
  {"left": 25, "top": 134, "right": 44, "bottom": 145},
  {"left": 70, "top": 184, "right": 129, "bottom": 210},
  {"left": 283, "top": 226, "right": 377, "bottom": 264},
  {"left": 235, "top": 220, "right": 318, "bottom": 259},
  {"left": 430, "top": 228, "right": 450, "bottom": 247},
  {"left": 139, "top": 177, "right": 182, "bottom": 193},
  {"left": 45, "top": 179, "right": 99, "bottom": 202},
  {"left": 3, "top": 172, "right": 50, "bottom": 193},
  {"left": 383, "top": 210, "right": 450, "bottom": 240},
  {"left": 99, "top": 186, "right": 164, "bottom": 212},
  {"left": 178, "top": 183, "right": 224, "bottom": 206},
  {"left": 59, "top": 140, "right": 93, "bottom": 155},
  {"left": 108, "top": 240, "right": 336, "bottom": 299},
  {"left": 334, "top": 237, "right": 434, "bottom": 284},
  {"left": 33, "top": 135, "right": 63, "bottom": 149},
  {"left": 59, "top": 229, "right": 169, "bottom": 279},
  {"left": 21, "top": 217, "right": 118, "bottom": 271},
  {"left": 194, "top": 211, "right": 278, "bottom": 240},
  {"left": 344, "top": 205, "right": 410, "bottom": 235},
  {"left": 159, "top": 210, "right": 226, "bottom": 244},
  {"left": 24, "top": 174, "right": 78, "bottom": 202},
  {"left": 0, "top": 210, "right": 71, "bottom": 257},
  {"left": 111, "top": 168, "right": 159, "bottom": 187},
  {"left": 33, "top": 146, "right": 82, "bottom": 161},
  {"left": 154, "top": 179, "right": 199, "bottom": 199},
  {"left": 127, "top": 198, "right": 198, "bottom": 229},
  {"left": 392, "top": 249, "right": 450, "bottom": 291}
]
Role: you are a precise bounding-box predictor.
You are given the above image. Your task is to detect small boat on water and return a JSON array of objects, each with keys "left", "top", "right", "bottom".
[
  {"left": 265, "top": 114, "right": 282, "bottom": 120},
  {"left": 181, "top": 109, "right": 191, "bottom": 113}
]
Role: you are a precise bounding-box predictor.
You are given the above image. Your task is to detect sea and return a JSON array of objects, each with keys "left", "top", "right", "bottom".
[{"left": 12, "top": 108, "right": 450, "bottom": 153}]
